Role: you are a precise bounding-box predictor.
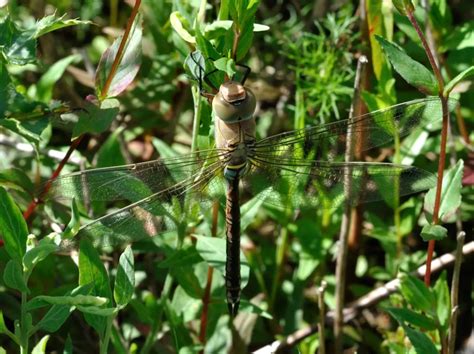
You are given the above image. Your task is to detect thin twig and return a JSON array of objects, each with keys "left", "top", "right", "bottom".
[
  {"left": 317, "top": 281, "right": 327, "bottom": 354},
  {"left": 253, "top": 241, "right": 474, "bottom": 353},
  {"left": 447, "top": 232, "right": 466, "bottom": 354},
  {"left": 334, "top": 54, "right": 368, "bottom": 353}
]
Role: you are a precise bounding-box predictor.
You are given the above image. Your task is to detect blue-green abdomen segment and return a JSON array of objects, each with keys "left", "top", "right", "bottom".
[{"left": 225, "top": 175, "right": 241, "bottom": 316}]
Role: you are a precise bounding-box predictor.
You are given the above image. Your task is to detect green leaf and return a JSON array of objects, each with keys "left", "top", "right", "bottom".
[
  {"left": 0, "top": 311, "right": 7, "bottom": 333},
  {"left": 0, "top": 168, "right": 35, "bottom": 195},
  {"left": 392, "top": 0, "right": 415, "bottom": 15},
  {"left": 27, "top": 295, "right": 108, "bottom": 310},
  {"left": 420, "top": 224, "right": 448, "bottom": 241},
  {"left": 23, "top": 241, "right": 58, "bottom": 273},
  {"left": 0, "top": 117, "right": 43, "bottom": 144},
  {"left": 0, "top": 17, "right": 36, "bottom": 65},
  {"left": 96, "top": 128, "right": 126, "bottom": 168},
  {"left": 35, "top": 284, "right": 93, "bottom": 333},
  {"left": 36, "top": 54, "right": 81, "bottom": 102},
  {"left": 213, "top": 57, "right": 236, "bottom": 78},
  {"left": 240, "top": 190, "right": 267, "bottom": 231},
  {"left": 114, "top": 246, "right": 135, "bottom": 307},
  {"left": 399, "top": 273, "right": 436, "bottom": 314},
  {"left": 75, "top": 306, "right": 117, "bottom": 316},
  {"left": 170, "top": 11, "right": 195, "bottom": 44},
  {"left": 36, "top": 305, "right": 73, "bottom": 333},
  {"left": 0, "top": 187, "right": 27, "bottom": 263},
  {"left": 444, "top": 66, "right": 474, "bottom": 96},
  {"left": 403, "top": 325, "right": 438, "bottom": 354},
  {"left": 61, "top": 199, "right": 81, "bottom": 240},
  {"left": 31, "top": 335, "right": 50, "bottom": 354},
  {"left": 157, "top": 246, "right": 201, "bottom": 268},
  {"left": 376, "top": 35, "right": 438, "bottom": 95},
  {"left": 63, "top": 335, "right": 72, "bottom": 354},
  {"left": 79, "top": 238, "right": 112, "bottom": 336},
  {"left": 433, "top": 272, "right": 450, "bottom": 333},
  {"left": 72, "top": 98, "right": 120, "bottom": 138},
  {"left": 3, "top": 260, "right": 28, "bottom": 293},
  {"left": 424, "top": 159, "right": 463, "bottom": 223},
  {"left": 194, "top": 236, "right": 250, "bottom": 288},
  {"left": 95, "top": 14, "right": 142, "bottom": 99},
  {"left": 385, "top": 307, "right": 437, "bottom": 330},
  {"left": 32, "top": 14, "right": 91, "bottom": 38}
]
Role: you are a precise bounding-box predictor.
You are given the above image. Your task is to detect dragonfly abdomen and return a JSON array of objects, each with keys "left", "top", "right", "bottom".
[{"left": 225, "top": 175, "right": 241, "bottom": 316}]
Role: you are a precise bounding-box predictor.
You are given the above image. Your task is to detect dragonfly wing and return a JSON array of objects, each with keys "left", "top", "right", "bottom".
[
  {"left": 244, "top": 158, "right": 436, "bottom": 211},
  {"left": 60, "top": 161, "right": 226, "bottom": 250},
  {"left": 47, "top": 148, "right": 227, "bottom": 203},
  {"left": 253, "top": 97, "right": 448, "bottom": 160}
]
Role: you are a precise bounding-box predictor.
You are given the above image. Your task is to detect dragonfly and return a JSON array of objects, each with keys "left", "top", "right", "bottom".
[{"left": 46, "top": 53, "right": 444, "bottom": 316}]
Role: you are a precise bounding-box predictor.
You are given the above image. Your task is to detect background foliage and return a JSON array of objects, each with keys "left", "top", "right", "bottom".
[{"left": 0, "top": 0, "right": 473, "bottom": 353}]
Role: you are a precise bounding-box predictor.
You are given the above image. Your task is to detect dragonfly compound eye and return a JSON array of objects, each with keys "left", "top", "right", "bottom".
[{"left": 213, "top": 81, "right": 256, "bottom": 123}]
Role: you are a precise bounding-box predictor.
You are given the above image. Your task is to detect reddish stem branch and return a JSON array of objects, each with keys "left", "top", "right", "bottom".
[
  {"left": 406, "top": 7, "right": 449, "bottom": 287},
  {"left": 23, "top": 135, "right": 84, "bottom": 220},
  {"left": 100, "top": 0, "right": 142, "bottom": 100}
]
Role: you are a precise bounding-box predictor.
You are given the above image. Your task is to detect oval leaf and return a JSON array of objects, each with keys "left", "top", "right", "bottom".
[
  {"left": 0, "top": 187, "right": 27, "bottom": 263},
  {"left": 376, "top": 35, "right": 438, "bottom": 95},
  {"left": 114, "top": 246, "right": 135, "bottom": 307},
  {"left": 95, "top": 14, "right": 142, "bottom": 99}
]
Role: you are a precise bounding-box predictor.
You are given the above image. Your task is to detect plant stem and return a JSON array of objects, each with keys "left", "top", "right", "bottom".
[
  {"left": 334, "top": 55, "right": 367, "bottom": 354},
  {"left": 406, "top": 7, "right": 449, "bottom": 287},
  {"left": 191, "top": 85, "right": 202, "bottom": 153},
  {"left": 447, "top": 231, "right": 466, "bottom": 354},
  {"left": 100, "top": 316, "right": 114, "bottom": 354},
  {"left": 19, "top": 292, "right": 28, "bottom": 354}
]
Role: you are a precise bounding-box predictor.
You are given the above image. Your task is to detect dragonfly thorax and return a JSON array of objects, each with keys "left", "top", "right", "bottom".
[{"left": 212, "top": 81, "right": 256, "bottom": 123}]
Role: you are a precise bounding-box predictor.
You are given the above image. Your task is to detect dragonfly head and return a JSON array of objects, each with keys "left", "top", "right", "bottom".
[{"left": 212, "top": 81, "right": 256, "bottom": 123}]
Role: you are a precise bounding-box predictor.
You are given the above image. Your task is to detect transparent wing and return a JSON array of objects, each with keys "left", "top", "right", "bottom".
[
  {"left": 47, "top": 148, "right": 228, "bottom": 249},
  {"left": 244, "top": 159, "right": 436, "bottom": 211},
  {"left": 47, "top": 148, "right": 227, "bottom": 202},
  {"left": 244, "top": 98, "right": 444, "bottom": 210},
  {"left": 253, "top": 97, "right": 446, "bottom": 160}
]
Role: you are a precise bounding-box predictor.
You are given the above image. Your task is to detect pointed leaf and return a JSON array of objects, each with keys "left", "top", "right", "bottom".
[
  {"left": 195, "top": 236, "right": 250, "bottom": 288},
  {"left": 95, "top": 14, "right": 142, "bottom": 99},
  {"left": 376, "top": 35, "right": 438, "bottom": 95},
  {"left": 385, "top": 307, "right": 437, "bottom": 330},
  {"left": 424, "top": 159, "right": 463, "bottom": 223},
  {"left": 399, "top": 273, "right": 436, "bottom": 314},
  {"left": 0, "top": 187, "right": 27, "bottom": 263},
  {"left": 0, "top": 17, "right": 36, "bottom": 65},
  {"left": 72, "top": 98, "right": 119, "bottom": 138},
  {"left": 36, "top": 54, "right": 81, "bottom": 102},
  {"left": 32, "top": 14, "right": 91, "bottom": 38},
  {"left": 420, "top": 224, "right": 447, "bottom": 241},
  {"left": 404, "top": 325, "right": 438, "bottom": 354},
  {"left": 170, "top": 11, "right": 195, "bottom": 43},
  {"left": 31, "top": 335, "right": 50, "bottom": 354},
  {"left": 444, "top": 66, "right": 474, "bottom": 96},
  {"left": 114, "top": 246, "right": 135, "bottom": 307},
  {"left": 3, "top": 260, "right": 28, "bottom": 293}
]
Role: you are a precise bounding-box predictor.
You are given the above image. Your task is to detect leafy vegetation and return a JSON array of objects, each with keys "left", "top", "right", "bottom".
[{"left": 0, "top": 0, "right": 473, "bottom": 353}]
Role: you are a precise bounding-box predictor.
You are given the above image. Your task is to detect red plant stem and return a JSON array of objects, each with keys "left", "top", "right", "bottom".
[
  {"left": 23, "top": 135, "right": 84, "bottom": 221},
  {"left": 100, "top": 0, "right": 142, "bottom": 100},
  {"left": 407, "top": 8, "right": 448, "bottom": 287}
]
